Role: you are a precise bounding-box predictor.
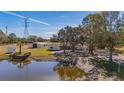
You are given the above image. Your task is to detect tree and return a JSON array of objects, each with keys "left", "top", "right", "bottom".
[
  {"left": 82, "top": 13, "right": 104, "bottom": 55},
  {"left": 101, "top": 11, "right": 122, "bottom": 62},
  {"left": 58, "top": 26, "right": 84, "bottom": 52},
  {"left": 27, "top": 35, "right": 38, "bottom": 43},
  {"left": 50, "top": 34, "right": 59, "bottom": 42},
  {"left": 8, "top": 33, "right": 17, "bottom": 43},
  {"left": 37, "top": 37, "right": 44, "bottom": 42},
  {"left": 67, "top": 26, "right": 84, "bottom": 52},
  {"left": 58, "top": 28, "right": 69, "bottom": 51},
  {"left": 0, "top": 30, "right": 7, "bottom": 44}
]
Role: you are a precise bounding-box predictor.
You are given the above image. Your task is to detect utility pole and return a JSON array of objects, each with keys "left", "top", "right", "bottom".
[
  {"left": 5, "top": 26, "right": 8, "bottom": 36},
  {"left": 23, "top": 17, "right": 29, "bottom": 38}
]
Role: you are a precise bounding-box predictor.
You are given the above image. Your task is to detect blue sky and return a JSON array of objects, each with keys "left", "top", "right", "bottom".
[{"left": 0, "top": 11, "right": 95, "bottom": 39}]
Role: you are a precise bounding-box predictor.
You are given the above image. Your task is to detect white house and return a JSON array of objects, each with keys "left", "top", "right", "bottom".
[
  {"left": 28, "top": 42, "right": 50, "bottom": 48},
  {"left": 28, "top": 42, "right": 61, "bottom": 51}
]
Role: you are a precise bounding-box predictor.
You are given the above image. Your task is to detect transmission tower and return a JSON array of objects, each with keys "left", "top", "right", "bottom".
[{"left": 23, "top": 17, "right": 29, "bottom": 38}]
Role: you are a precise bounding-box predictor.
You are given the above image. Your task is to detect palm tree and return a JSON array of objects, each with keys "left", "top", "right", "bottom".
[{"left": 16, "top": 40, "right": 23, "bottom": 54}]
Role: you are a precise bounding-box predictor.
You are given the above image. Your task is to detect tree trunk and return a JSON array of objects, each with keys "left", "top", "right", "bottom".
[
  {"left": 63, "top": 42, "right": 66, "bottom": 53},
  {"left": 71, "top": 43, "right": 75, "bottom": 52},
  {"left": 109, "top": 44, "right": 113, "bottom": 62},
  {"left": 109, "top": 48, "right": 113, "bottom": 62},
  {"left": 19, "top": 43, "right": 22, "bottom": 54},
  {"left": 89, "top": 42, "right": 94, "bottom": 55}
]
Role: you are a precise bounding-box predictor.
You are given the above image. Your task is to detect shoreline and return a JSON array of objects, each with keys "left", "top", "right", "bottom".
[
  {"left": 30, "top": 55, "right": 57, "bottom": 61},
  {"left": 0, "top": 53, "right": 57, "bottom": 61}
]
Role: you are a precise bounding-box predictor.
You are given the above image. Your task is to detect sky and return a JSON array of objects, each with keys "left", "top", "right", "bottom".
[{"left": 0, "top": 11, "right": 95, "bottom": 39}]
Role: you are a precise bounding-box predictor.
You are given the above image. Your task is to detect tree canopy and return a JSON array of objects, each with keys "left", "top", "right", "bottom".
[{"left": 57, "top": 11, "right": 124, "bottom": 62}]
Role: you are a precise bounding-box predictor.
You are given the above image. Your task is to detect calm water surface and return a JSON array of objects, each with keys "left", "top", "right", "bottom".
[{"left": 0, "top": 60, "right": 85, "bottom": 81}]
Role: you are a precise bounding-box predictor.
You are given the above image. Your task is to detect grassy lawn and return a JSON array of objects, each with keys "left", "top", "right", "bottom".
[
  {"left": 0, "top": 44, "right": 55, "bottom": 60},
  {"left": 21, "top": 46, "right": 56, "bottom": 60},
  {"left": 23, "top": 48, "right": 54, "bottom": 57}
]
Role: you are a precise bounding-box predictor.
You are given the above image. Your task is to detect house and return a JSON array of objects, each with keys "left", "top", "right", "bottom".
[
  {"left": 28, "top": 42, "right": 49, "bottom": 48},
  {"left": 28, "top": 42, "right": 61, "bottom": 51}
]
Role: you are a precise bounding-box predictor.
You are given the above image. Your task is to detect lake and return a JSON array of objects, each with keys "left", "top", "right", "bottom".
[{"left": 0, "top": 60, "right": 85, "bottom": 81}]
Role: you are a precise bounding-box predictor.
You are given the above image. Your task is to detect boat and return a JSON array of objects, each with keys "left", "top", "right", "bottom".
[{"left": 10, "top": 52, "right": 31, "bottom": 61}]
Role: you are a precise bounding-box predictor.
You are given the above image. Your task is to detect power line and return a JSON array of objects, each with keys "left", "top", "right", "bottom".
[{"left": 2, "top": 11, "right": 50, "bottom": 26}]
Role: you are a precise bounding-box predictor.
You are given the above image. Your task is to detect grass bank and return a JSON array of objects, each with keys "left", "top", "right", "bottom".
[{"left": 23, "top": 48, "right": 56, "bottom": 61}]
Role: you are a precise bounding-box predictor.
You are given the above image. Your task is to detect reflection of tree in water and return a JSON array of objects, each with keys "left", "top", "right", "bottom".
[
  {"left": 9, "top": 60, "right": 31, "bottom": 69},
  {"left": 54, "top": 63, "right": 85, "bottom": 81}
]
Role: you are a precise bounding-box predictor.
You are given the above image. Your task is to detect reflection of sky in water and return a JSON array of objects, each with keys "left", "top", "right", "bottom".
[{"left": 0, "top": 60, "right": 84, "bottom": 81}]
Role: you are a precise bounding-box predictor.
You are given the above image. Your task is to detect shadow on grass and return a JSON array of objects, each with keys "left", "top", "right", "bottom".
[{"left": 96, "top": 60, "right": 124, "bottom": 80}]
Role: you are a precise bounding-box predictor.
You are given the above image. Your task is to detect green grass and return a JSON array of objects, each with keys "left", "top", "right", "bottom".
[
  {"left": 23, "top": 48, "right": 53, "bottom": 57},
  {"left": 0, "top": 53, "right": 10, "bottom": 60},
  {"left": 0, "top": 48, "right": 54, "bottom": 61},
  {"left": 0, "top": 44, "right": 55, "bottom": 60}
]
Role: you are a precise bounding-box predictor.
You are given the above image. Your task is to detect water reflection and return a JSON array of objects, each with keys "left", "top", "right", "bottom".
[
  {"left": 9, "top": 60, "right": 31, "bottom": 69},
  {"left": 0, "top": 60, "right": 59, "bottom": 80},
  {"left": 54, "top": 63, "right": 85, "bottom": 81},
  {"left": 0, "top": 60, "right": 85, "bottom": 81}
]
